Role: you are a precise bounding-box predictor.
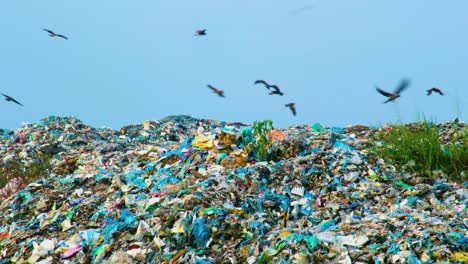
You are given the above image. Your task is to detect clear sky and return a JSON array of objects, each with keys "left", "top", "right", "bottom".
[{"left": 1, "top": 0, "right": 467, "bottom": 130}]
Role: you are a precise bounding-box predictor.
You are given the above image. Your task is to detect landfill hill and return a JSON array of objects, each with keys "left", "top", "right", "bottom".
[{"left": 0, "top": 115, "right": 467, "bottom": 263}]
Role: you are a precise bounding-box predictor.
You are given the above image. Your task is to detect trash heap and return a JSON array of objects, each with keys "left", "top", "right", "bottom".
[{"left": 0, "top": 116, "right": 466, "bottom": 264}]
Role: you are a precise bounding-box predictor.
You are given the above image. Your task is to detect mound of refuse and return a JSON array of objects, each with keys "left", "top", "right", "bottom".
[{"left": 0, "top": 116, "right": 466, "bottom": 263}]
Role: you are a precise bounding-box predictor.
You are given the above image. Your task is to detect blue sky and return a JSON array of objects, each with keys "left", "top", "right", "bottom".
[{"left": 1, "top": 0, "right": 467, "bottom": 130}]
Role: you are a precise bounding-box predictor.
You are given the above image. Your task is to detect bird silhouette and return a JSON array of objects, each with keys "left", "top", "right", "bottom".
[
  {"left": 285, "top": 103, "right": 296, "bottom": 116},
  {"left": 2, "top": 93, "right": 23, "bottom": 106},
  {"left": 254, "top": 80, "right": 283, "bottom": 95},
  {"left": 426, "top": 87, "right": 444, "bottom": 96},
  {"left": 207, "top": 85, "right": 225, "bottom": 98},
  {"left": 195, "top": 29, "right": 207, "bottom": 36},
  {"left": 43, "top": 29, "right": 68, "bottom": 40},
  {"left": 376, "top": 79, "right": 410, "bottom": 103},
  {"left": 269, "top": 86, "right": 284, "bottom": 96}
]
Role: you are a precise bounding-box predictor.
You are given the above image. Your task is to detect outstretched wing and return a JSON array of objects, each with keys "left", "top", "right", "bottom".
[
  {"left": 433, "top": 88, "right": 444, "bottom": 95},
  {"left": 254, "top": 80, "right": 269, "bottom": 86},
  {"left": 10, "top": 98, "right": 23, "bottom": 106},
  {"left": 207, "top": 85, "right": 218, "bottom": 92},
  {"left": 394, "top": 78, "right": 410, "bottom": 94},
  {"left": 291, "top": 106, "right": 296, "bottom": 116},
  {"left": 43, "top": 29, "right": 54, "bottom": 34},
  {"left": 57, "top": 34, "right": 68, "bottom": 40},
  {"left": 376, "top": 87, "right": 393, "bottom": 97}
]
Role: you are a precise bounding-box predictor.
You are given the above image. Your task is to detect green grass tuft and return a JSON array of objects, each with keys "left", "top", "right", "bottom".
[
  {"left": 251, "top": 120, "right": 274, "bottom": 161},
  {"left": 371, "top": 122, "right": 467, "bottom": 182}
]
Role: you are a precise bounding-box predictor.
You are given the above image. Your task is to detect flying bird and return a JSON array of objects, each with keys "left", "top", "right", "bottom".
[
  {"left": 2, "top": 93, "right": 23, "bottom": 106},
  {"left": 43, "top": 29, "right": 68, "bottom": 40},
  {"left": 254, "top": 80, "right": 282, "bottom": 93},
  {"left": 376, "top": 78, "right": 410, "bottom": 103},
  {"left": 207, "top": 85, "right": 225, "bottom": 98},
  {"left": 285, "top": 103, "right": 296, "bottom": 116},
  {"left": 269, "top": 86, "right": 284, "bottom": 96},
  {"left": 426, "top": 87, "right": 444, "bottom": 96},
  {"left": 195, "top": 29, "right": 207, "bottom": 36}
]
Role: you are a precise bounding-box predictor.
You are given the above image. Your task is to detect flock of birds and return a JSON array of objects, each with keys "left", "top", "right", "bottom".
[
  {"left": 208, "top": 79, "right": 295, "bottom": 115},
  {"left": 197, "top": 28, "right": 444, "bottom": 116},
  {"left": 375, "top": 78, "right": 444, "bottom": 104},
  {"left": 2, "top": 28, "right": 446, "bottom": 118}
]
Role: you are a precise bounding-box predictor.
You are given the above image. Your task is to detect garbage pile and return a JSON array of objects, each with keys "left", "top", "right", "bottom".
[{"left": 0, "top": 116, "right": 466, "bottom": 263}]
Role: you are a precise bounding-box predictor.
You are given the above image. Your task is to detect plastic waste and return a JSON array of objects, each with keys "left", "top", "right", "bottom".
[{"left": 0, "top": 116, "right": 465, "bottom": 263}]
